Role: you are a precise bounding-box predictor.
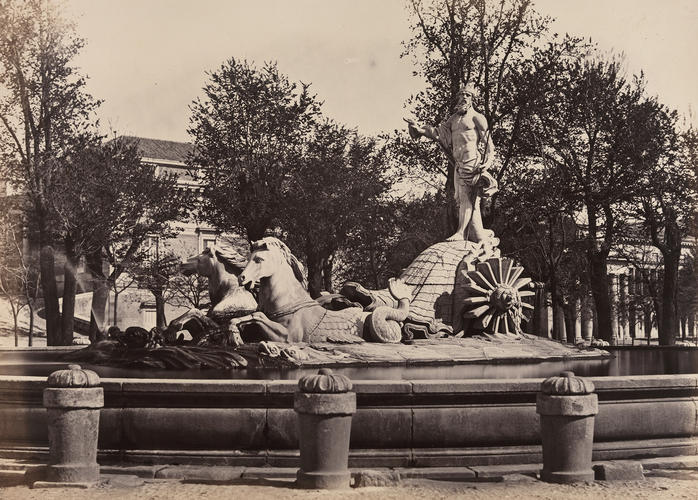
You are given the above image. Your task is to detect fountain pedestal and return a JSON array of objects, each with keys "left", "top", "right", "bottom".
[
  {"left": 294, "top": 369, "right": 356, "bottom": 489},
  {"left": 537, "top": 371, "right": 598, "bottom": 483},
  {"left": 41, "top": 364, "right": 103, "bottom": 485}
]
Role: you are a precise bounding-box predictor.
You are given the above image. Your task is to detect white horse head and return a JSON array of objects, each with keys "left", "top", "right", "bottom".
[
  {"left": 181, "top": 244, "right": 247, "bottom": 278},
  {"left": 239, "top": 237, "right": 307, "bottom": 290}
]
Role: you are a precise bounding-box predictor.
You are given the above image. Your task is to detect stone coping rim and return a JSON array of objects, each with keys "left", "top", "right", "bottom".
[
  {"left": 0, "top": 346, "right": 82, "bottom": 352},
  {"left": 605, "top": 345, "right": 698, "bottom": 350},
  {"left": 0, "top": 373, "right": 696, "bottom": 394}
]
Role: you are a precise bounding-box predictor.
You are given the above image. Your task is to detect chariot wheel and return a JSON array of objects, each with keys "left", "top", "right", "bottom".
[{"left": 461, "top": 257, "right": 535, "bottom": 336}]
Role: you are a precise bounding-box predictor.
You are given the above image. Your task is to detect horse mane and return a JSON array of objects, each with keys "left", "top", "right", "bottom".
[
  {"left": 252, "top": 237, "right": 308, "bottom": 289},
  {"left": 211, "top": 243, "right": 247, "bottom": 276}
]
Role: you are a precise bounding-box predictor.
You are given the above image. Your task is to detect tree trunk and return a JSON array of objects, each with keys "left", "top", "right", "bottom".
[
  {"left": 306, "top": 251, "right": 324, "bottom": 299},
  {"left": 246, "top": 225, "right": 266, "bottom": 243},
  {"left": 643, "top": 301, "right": 654, "bottom": 340},
  {"left": 658, "top": 208, "right": 681, "bottom": 346},
  {"left": 87, "top": 251, "right": 109, "bottom": 341},
  {"left": 322, "top": 255, "right": 334, "bottom": 293},
  {"left": 555, "top": 301, "right": 568, "bottom": 342},
  {"left": 90, "top": 278, "right": 110, "bottom": 342},
  {"left": 154, "top": 290, "right": 167, "bottom": 329},
  {"left": 11, "top": 304, "right": 18, "bottom": 347},
  {"left": 587, "top": 250, "right": 613, "bottom": 342},
  {"left": 563, "top": 301, "right": 576, "bottom": 344},
  {"left": 60, "top": 238, "right": 78, "bottom": 345},
  {"left": 660, "top": 249, "right": 680, "bottom": 346},
  {"left": 549, "top": 276, "right": 564, "bottom": 341},
  {"left": 113, "top": 291, "right": 120, "bottom": 325},
  {"left": 648, "top": 270, "right": 662, "bottom": 336},
  {"left": 628, "top": 297, "right": 636, "bottom": 339},
  {"left": 533, "top": 284, "right": 547, "bottom": 337},
  {"left": 28, "top": 303, "right": 34, "bottom": 346},
  {"left": 39, "top": 244, "right": 61, "bottom": 345}
]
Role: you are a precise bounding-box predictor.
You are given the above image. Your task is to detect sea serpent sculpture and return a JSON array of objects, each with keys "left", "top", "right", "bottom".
[{"left": 232, "top": 237, "right": 412, "bottom": 344}]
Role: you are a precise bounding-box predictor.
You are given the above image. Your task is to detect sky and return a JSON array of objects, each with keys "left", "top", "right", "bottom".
[{"left": 64, "top": 0, "right": 698, "bottom": 143}]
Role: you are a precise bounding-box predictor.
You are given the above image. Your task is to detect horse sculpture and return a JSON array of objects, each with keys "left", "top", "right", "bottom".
[
  {"left": 65, "top": 243, "right": 257, "bottom": 369},
  {"left": 234, "top": 237, "right": 411, "bottom": 343},
  {"left": 166, "top": 243, "right": 257, "bottom": 344}
]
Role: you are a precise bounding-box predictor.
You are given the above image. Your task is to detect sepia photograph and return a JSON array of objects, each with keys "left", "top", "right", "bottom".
[{"left": 0, "top": 0, "right": 696, "bottom": 498}]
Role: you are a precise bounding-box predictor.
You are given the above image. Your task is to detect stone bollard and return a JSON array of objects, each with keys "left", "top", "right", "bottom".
[
  {"left": 294, "top": 368, "right": 356, "bottom": 489},
  {"left": 537, "top": 371, "right": 598, "bottom": 483},
  {"left": 42, "top": 364, "right": 103, "bottom": 484}
]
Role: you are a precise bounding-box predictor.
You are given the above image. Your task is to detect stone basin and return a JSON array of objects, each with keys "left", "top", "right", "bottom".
[{"left": 0, "top": 345, "right": 695, "bottom": 469}]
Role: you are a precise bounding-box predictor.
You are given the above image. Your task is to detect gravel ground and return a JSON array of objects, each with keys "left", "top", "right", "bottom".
[{"left": 2, "top": 471, "right": 698, "bottom": 500}]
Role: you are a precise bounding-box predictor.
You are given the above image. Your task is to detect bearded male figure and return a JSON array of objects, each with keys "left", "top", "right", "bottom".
[{"left": 405, "top": 83, "right": 498, "bottom": 242}]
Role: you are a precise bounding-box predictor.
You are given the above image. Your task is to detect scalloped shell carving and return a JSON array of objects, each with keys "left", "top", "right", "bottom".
[
  {"left": 47, "top": 364, "right": 101, "bottom": 388},
  {"left": 298, "top": 368, "right": 352, "bottom": 393}
]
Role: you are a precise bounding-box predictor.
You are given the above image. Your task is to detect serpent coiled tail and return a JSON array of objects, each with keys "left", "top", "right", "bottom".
[{"left": 367, "top": 278, "right": 411, "bottom": 343}]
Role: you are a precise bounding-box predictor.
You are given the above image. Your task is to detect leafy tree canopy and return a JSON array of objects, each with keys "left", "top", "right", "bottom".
[{"left": 188, "top": 58, "right": 321, "bottom": 242}]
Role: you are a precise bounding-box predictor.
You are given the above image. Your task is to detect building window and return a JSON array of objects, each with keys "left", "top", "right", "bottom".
[
  {"left": 198, "top": 230, "right": 218, "bottom": 252},
  {"left": 77, "top": 255, "right": 86, "bottom": 273},
  {"left": 144, "top": 236, "right": 159, "bottom": 259}
]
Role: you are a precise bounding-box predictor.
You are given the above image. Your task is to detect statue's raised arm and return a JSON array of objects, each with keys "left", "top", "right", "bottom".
[{"left": 403, "top": 117, "right": 438, "bottom": 142}]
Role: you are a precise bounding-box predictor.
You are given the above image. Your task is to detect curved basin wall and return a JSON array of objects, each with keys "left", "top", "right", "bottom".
[{"left": 0, "top": 375, "right": 696, "bottom": 467}]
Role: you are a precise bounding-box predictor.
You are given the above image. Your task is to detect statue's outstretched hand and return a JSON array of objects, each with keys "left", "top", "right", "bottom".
[{"left": 403, "top": 118, "right": 423, "bottom": 139}]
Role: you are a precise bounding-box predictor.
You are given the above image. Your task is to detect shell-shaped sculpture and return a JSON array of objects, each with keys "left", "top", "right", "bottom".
[
  {"left": 374, "top": 240, "right": 500, "bottom": 337},
  {"left": 396, "top": 241, "right": 471, "bottom": 337},
  {"left": 340, "top": 238, "right": 501, "bottom": 339},
  {"left": 461, "top": 257, "right": 534, "bottom": 336}
]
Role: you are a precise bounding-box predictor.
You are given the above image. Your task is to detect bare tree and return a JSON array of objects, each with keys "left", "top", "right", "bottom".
[
  {"left": 0, "top": 0, "right": 101, "bottom": 344},
  {"left": 57, "top": 137, "right": 192, "bottom": 340},
  {"left": 0, "top": 199, "right": 39, "bottom": 345}
]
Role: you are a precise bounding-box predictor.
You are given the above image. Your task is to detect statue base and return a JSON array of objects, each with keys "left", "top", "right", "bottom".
[{"left": 248, "top": 334, "right": 610, "bottom": 368}]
